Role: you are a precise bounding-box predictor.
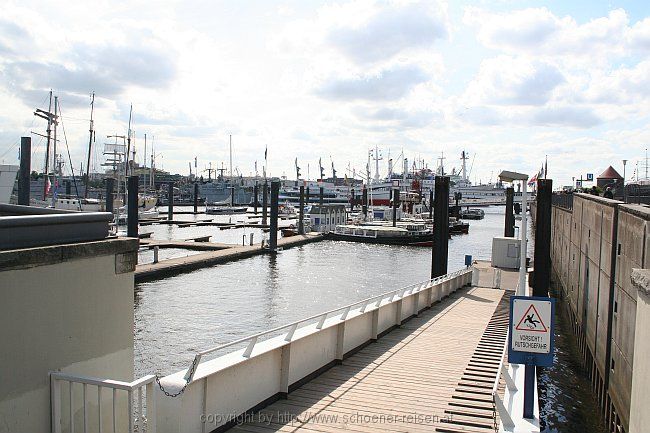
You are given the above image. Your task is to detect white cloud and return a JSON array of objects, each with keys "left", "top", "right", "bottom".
[
  {"left": 315, "top": 64, "right": 430, "bottom": 101},
  {"left": 464, "top": 7, "right": 630, "bottom": 58},
  {"left": 327, "top": 1, "right": 448, "bottom": 65},
  {"left": 464, "top": 56, "right": 565, "bottom": 106}
]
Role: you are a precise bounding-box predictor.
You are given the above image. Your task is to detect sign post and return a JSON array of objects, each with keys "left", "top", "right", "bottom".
[{"left": 508, "top": 295, "right": 555, "bottom": 419}]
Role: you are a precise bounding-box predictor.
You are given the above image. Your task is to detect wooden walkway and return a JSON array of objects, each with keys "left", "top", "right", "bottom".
[{"left": 231, "top": 286, "right": 509, "bottom": 433}]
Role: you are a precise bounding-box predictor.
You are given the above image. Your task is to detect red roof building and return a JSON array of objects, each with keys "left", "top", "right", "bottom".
[
  {"left": 597, "top": 166, "right": 623, "bottom": 180},
  {"left": 597, "top": 165, "right": 623, "bottom": 190}
]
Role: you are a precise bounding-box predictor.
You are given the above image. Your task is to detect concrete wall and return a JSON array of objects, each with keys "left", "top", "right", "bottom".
[
  {"left": 156, "top": 270, "right": 472, "bottom": 433},
  {"left": 550, "top": 193, "right": 650, "bottom": 431},
  {"left": 629, "top": 269, "right": 650, "bottom": 433},
  {"left": 0, "top": 238, "right": 138, "bottom": 433}
]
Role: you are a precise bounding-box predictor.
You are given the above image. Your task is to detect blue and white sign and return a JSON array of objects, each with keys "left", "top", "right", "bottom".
[
  {"left": 586, "top": 173, "right": 594, "bottom": 181},
  {"left": 508, "top": 296, "right": 555, "bottom": 367}
]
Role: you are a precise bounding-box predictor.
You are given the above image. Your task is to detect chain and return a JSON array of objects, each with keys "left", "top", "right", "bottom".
[
  {"left": 155, "top": 356, "right": 200, "bottom": 398},
  {"left": 492, "top": 398, "right": 498, "bottom": 432}
]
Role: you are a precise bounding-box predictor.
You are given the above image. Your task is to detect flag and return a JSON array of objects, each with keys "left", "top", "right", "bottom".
[
  {"left": 194, "top": 156, "right": 197, "bottom": 168},
  {"left": 528, "top": 173, "right": 538, "bottom": 186},
  {"left": 264, "top": 145, "right": 267, "bottom": 161}
]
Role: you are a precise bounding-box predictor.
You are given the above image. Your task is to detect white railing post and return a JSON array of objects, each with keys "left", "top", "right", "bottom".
[
  {"left": 284, "top": 323, "right": 298, "bottom": 342},
  {"left": 127, "top": 389, "right": 133, "bottom": 433},
  {"left": 316, "top": 313, "right": 327, "bottom": 329},
  {"left": 243, "top": 336, "right": 257, "bottom": 358},
  {"left": 146, "top": 381, "right": 156, "bottom": 433},
  {"left": 98, "top": 386, "right": 103, "bottom": 433},
  {"left": 371, "top": 309, "right": 379, "bottom": 340},
  {"left": 51, "top": 374, "right": 62, "bottom": 433},
  {"left": 336, "top": 322, "right": 345, "bottom": 361}
]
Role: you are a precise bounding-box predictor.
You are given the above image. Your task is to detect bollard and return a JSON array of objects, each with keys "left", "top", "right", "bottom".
[
  {"left": 153, "top": 246, "right": 159, "bottom": 263},
  {"left": 269, "top": 180, "right": 279, "bottom": 251},
  {"left": 262, "top": 181, "right": 268, "bottom": 225},
  {"left": 193, "top": 182, "right": 199, "bottom": 214},
  {"left": 505, "top": 187, "right": 515, "bottom": 237},
  {"left": 106, "top": 178, "right": 115, "bottom": 214},
  {"left": 127, "top": 176, "right": 139, "bottom": 238},
  {"left": 250, "top": 233, "right": 254, "bottom": 246},
  {"left": 431, "top": 176, "right": 449, "bottom": 278},
  {"left": 18, "top": 137, "right": 31, "bottom": 205},
  {"left": 298, "top": 185, "right": 305, "bottom": 235},
  {"left": 167, "top": 182, "right": 174, "bottom": 221}
]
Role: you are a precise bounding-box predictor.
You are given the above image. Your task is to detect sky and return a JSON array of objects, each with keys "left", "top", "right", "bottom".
[{"left": 1, "top": 0, "right": 650, "bottom": 187}]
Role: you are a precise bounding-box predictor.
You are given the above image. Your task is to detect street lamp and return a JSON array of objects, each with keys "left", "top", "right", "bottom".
[
  {"left": 623, "top": 159, "right": 628, "bottom": 202},
  {"left": 499, "top": 170, "right": 529, "bottom": 296}
]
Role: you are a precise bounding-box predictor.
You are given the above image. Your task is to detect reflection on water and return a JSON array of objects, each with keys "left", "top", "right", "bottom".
[{"left": 537, "top": 289, "right": 608, "bottom": 433}]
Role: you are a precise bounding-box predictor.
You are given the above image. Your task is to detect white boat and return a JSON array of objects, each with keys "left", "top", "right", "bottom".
[
  {"left": 0, "top": 165, "right": 19, "bottom": 204},
  {"left": 205, "top": 205, "right": 247, "bottom": 215}
]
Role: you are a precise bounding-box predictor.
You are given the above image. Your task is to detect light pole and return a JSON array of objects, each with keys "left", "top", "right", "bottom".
[
  {"left": 623, "top": 159, "right": 628, "bottom": 202},
  {"left": 499, "top": 170, "right": 529, "bottom": 296}
]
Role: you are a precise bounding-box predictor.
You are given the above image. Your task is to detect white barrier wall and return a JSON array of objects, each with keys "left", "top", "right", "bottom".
[
  {"left": 156, "top": 268, "right": 473, "bottom": 433},
  {"left": 0, "top": 238, "right": 138, "bottom": 433}
]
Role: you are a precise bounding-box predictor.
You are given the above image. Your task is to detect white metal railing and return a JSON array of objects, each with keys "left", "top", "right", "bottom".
[
  {"left": 50, "top": 372, "right": 156, "bottom": 433},
  {"left": 182, "top": 268, "right": 472, "bottom": 384},
  {"left": 492, "top": 329, "right": 516, "bottom": 431}
]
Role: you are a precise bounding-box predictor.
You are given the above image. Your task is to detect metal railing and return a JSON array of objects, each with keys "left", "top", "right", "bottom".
[
  {"left": 50, "top": 372, "right": 156, "bottom": 433},
  {"left": 182, "top": 268, "right": 472, "bottom": 384},
  {"left": 492, "top": 329, "right": 516, "bottom": 432}
]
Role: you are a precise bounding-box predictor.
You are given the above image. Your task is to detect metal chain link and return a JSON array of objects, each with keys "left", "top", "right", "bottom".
[
  {"left": 155, "top": 356, "right": 200, "bottom": 398},
  {"left": 493, "top": 398, "right": 498, "bottom": 432}
]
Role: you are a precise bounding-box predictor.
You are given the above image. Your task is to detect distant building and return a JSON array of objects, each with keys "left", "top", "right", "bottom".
[
  {"left": 597, "top": 166, "right": 624, "bottom": 192},
  {"left": 309, "top": 204, "right": 346, "bottom": 232}
]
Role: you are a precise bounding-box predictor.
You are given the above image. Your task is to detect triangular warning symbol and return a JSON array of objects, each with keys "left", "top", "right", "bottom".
[{"left": 515, "top": 304, "right": 548, "bottom": 332}]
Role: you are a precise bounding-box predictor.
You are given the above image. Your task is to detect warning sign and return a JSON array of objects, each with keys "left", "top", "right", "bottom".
[{"left": 511, "top": 298, "right": 553, "bottom": 355}]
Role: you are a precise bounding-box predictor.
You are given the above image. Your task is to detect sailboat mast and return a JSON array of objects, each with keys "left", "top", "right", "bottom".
[
  {"left": 125, "top": 104, "right": 132, "bottom": 179},
  {"left": 52, "top": 96, "right": 59, "bottom": 197},
  {"left": 84, "top": 92, "right": 95, "bottom": 198},
  {"left": 42, "top": 91, "right": 53, "bottom": 199}
]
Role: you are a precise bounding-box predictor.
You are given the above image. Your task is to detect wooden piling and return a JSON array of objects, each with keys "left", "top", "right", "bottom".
[
  {"left": 167, "top": 183, "right": 174, "bottom": 221},
  {"left": 505, "top": 187, "right": 515, "bottom": 237},
  {"left": 533, "top": 179, "right": 552, "bottom": 297},
  {"left": 299, "top": 185, "right": 305, "bottom": 235},
  {"left": 270, "top": 180, "right": 279, "bottom": 251},
  {"left": 127, "top": 176, "right": 139, "bottom": 238},
  {"left": 431, "top": 176, "right": 449, "bottom": 278}
]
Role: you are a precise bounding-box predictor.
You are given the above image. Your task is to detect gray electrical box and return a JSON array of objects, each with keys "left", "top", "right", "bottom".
[{"left": 491, "top": 236, "right": 521, "bottom": 269}]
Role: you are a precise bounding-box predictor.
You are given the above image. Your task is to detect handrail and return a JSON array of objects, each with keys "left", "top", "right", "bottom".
[
  {"left": 491, "top": 329, "right": 516, "bottom": 431},
  {"left": 50, "top": 372, "right": 157, "bottom": 433},
  {"left": 51, "top": 372, "right": 156, "bottom": 391},
  {"left": 185, "top": 268, "right": 471, "bottom": 382}
]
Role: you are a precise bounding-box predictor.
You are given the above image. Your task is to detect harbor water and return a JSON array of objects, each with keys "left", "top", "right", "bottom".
[{"left": 134, "top": 206, "right": 606, "bottom": 432}]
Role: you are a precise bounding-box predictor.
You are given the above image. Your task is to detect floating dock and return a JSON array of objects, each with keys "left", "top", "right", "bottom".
[{"left": 135, "top": 233, "right": 324, "bottom": 282}]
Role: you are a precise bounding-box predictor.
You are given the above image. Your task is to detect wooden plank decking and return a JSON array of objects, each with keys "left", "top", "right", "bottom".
[{"left": 231, "top": 286, "right": 508, "bottom": 433}]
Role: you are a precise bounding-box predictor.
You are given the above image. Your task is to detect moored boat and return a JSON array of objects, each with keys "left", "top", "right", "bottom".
[{"left": 329, "top": 222, "right": 434, "bottom": 246}]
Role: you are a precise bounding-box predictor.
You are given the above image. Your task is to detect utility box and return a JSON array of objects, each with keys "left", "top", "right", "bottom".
[{"left": 491, "top": 236, "right": 521, "bottom": 269}]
